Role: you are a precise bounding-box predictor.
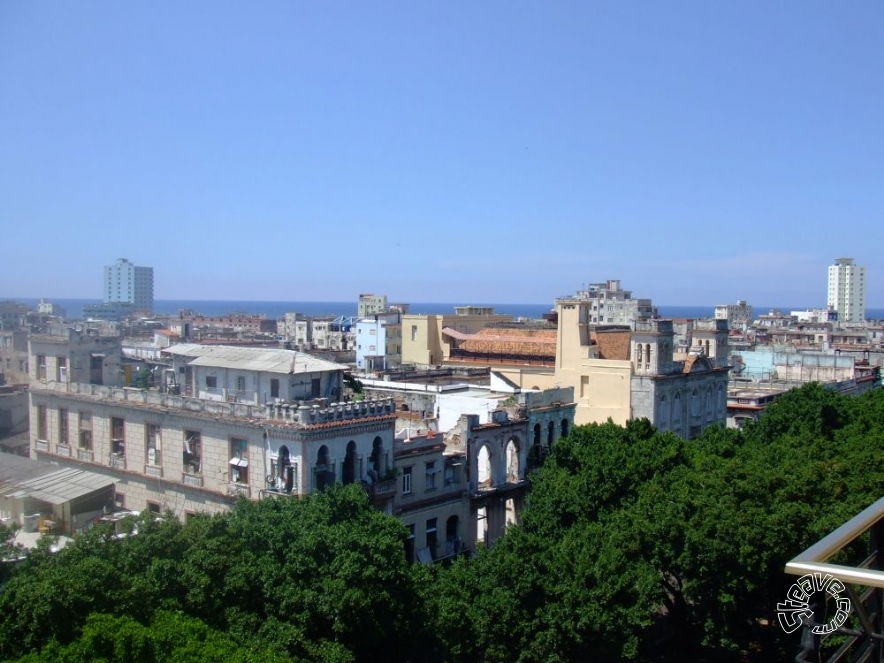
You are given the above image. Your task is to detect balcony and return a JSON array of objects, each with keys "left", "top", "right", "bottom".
[
  {"left": 77, "top": 448, "right": 93, "bottom": 462},
  {"left": 56, "top": 443, "right": 71, "bottom": 457},
  {"left": 144, "top": 464, "right": 163, "bottom": 478},
  {"left": 109, "top": 454, "right": 126, "bottom": 470},
  {"left": 784, "top": 494, "right": 884, "bottom": 662},
  {"left": 182, "top": 472, "right": 203, "bottom": 487},
  {"left": 372, "top": 478, "right": 397, "bottom": 498},
  {"left": 228, "top": 484, "right": 251, "bottom": 498},
  {"left": 35, "top": 439, "right": 49, "bottom": 452}
]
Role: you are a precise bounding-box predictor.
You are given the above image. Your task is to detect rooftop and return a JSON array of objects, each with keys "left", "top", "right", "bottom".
[{"left": 163, "top": 343, "right": 345, "bottom": 374}]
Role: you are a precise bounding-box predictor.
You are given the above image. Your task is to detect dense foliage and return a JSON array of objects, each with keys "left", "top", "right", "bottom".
[{"left": 2, "top": 383, "right": 884, "bottom": 662}]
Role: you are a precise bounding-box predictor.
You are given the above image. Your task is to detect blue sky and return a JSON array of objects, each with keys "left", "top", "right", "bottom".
[{"left": 2, "top": 2, "right": 882, "bottom": 306}]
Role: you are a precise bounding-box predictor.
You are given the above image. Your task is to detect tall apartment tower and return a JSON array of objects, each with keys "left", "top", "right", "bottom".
[
  {"left": 104, "top": 258, "right": 154, "bottom": 312},
  {"left": 827, "top": 258, "right": 865, "bottom": 323}
]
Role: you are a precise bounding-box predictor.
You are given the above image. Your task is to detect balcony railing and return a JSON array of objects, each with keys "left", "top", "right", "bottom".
[
  {"left": 77, "top": 448, "right": 93, "bottom": 462},
  {"left": 144, "top": 464, "right": 163, "bottom": 478},
  {"left": 228, "top": 484, "right": 251, "bottom": 498},
  {"left": 182, "top": 472, "right": 203, "bottom": 487},
  {"left": 109, "top": 454, "right": 126, "bottom": 470},
  {"left": 35, "top": 439, "right": 49, "bottom": 452},
  {"left": 372, "top": 478, "right": 397, "bottom": 498},
  {"left": 784, "top": 494, "right": 884, "bottom": 663},
  {"left": 56, "top": 443, "right": 71, "bottom": 457}
]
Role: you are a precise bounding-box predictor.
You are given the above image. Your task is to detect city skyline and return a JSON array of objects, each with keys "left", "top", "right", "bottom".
[{"left": 2, "top": 2, "right": 882, "bottom": 305}]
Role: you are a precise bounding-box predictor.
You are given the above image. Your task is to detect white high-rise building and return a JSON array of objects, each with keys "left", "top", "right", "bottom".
[
  {"left": 827, "top": 257, "right": 865, "bottom": 323},
  {"left": 104, "top": 258, "right": 154, "bottom": 313}
]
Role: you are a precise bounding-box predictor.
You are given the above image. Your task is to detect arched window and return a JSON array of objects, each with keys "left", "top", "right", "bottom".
[
  {"left": 636, "top": 344, "right": 643, "bottom": 365},
  {"left": 477, "top": 444, "right": 492, "bottom": 488},
  {"left": 369, "top": 436, "right": 385, "bottom": 480},
  {"left": 277, "top": 445, "right": 293, "bottom": 493},
  {"left": 645, "top": 344, "right": 652, "bottom": 370},
  {"left": 547, "top": 421, "right": 555, "bottom": 447},
  {"left": 673, "top": 393, "right": 682, "bottom": 423},
  {"left": 561, "top": 418, "right": 569, "bottom": 439},
  {"left": 342, "top": 441, "right": 357, "bottom": 484},
  {"left": 446, "top": 515, "right": 461, "bottom": 555},
  {"left": 658, "top": 395, "right": 669, "bottom": 428},
  {"left": 505, "top": 438, "right": 520, "bottom": 483},
  {"left": 315, "top": 445, "right": 333, "bottom": 490}
]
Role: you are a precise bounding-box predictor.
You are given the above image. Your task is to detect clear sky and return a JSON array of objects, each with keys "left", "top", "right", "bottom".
[{"left": 1, "top": 2, "right": 882, "bottom": 306}]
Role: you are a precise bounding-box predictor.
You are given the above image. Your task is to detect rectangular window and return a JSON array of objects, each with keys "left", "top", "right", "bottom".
[
  {"left": 402, "top": 466, "right": 413, "bottom": 494},
  {"left": 426, "top": 518, "right": 438, "bottom": 559},
  {"left": 406, "top": 524, "right": 415, "bottom": 563},
  {"left": 114, "top": 493, "right": 125, "bottom": 509},
  {"left": 37, "top": 405, "right": 47, "bottom": 440},
  {"left": 270, "top": 378, "right": 279, "bottom": 398},
  {"left": 57, "top": 357, "right": 67, "bottom": 383},
  {"left": 205, "top": 375, "right": 217, "bottom": 389},
  {"left": 229, "top": 438, "right": 249, "bottom": 484},
  {"left": 425, "top": 461, "right": 436, "bottom": 490},
  {"left": 147, "top": 501, "right": 161, "bottom": 514},
  {"left": 411, "top": 325, "right": 418, "bottom": 341},
  {"left": 37, "top": 355, "right": 46, "bottom": 380},
  {"left": 78, "top": 412, "right": 92, "bottom": 449},
  {"left": 111, "top": 417, "right": 125, "bottom": 457},
  {"left": 184, "top": 430, "right": 202, "bottom": 475},
  {"left": 236, "top": 376, "right": 246, "bottom": 392},
  {"left": 311, "top": 378, "right": 321, "bottom": 398},
  {"left": 59, "top": 408, "right": 69, "bottom": 445},
  {"left": 146, "top": 424, "right": 161, "bottom": 465}
]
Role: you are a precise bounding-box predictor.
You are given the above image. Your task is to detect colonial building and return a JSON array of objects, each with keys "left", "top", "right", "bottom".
[{"left": 28, "top": 333, "right": 398, "bottom": 519}]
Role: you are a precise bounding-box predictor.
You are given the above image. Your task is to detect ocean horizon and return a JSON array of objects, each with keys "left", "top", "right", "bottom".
[{"left": 5, "top": 297, "right": 884, "bottom": 322}]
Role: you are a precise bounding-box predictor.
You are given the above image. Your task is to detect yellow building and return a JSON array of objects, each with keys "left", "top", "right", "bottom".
[{"left": 401, "top": 307, "right": 512, "bottom": 367}]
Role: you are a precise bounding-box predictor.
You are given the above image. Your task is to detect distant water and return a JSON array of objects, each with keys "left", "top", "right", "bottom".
[{"left": 5, "top": 297, "right": 884, "bottom": 322}]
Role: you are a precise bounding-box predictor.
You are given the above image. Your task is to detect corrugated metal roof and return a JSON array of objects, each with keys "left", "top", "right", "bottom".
[
  {"left": 14, "top": 468, "right": 115, "bottom": 504},
  {"left": 164, "top": 344, "right": 345, "bottom": 374},
  {"left": 0, "top": 455, "right": 115, "bottom": 505}
]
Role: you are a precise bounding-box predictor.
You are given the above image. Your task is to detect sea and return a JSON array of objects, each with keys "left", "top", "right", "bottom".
[{"left": 6, "top": 297, "right": 884, "bottom": 322}]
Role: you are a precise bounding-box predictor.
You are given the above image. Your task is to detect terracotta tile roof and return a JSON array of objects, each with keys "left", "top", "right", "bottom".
[
  {"left": 450, "top": 327, "right": 557, "bottom": 358},
  {"left": 591, "top": 329, "right": 631, "bottom": 360}
]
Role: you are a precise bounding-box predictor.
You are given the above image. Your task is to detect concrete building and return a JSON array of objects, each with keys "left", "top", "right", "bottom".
[
  {"left": 104, "top": 258, "right": 154, "bottom": 313},
  {"left": 449, "top": 409, "right": 529, "bottom": 548},
  {"left": 571, "top": 280, "right": 657, "bottom": 327},
  {"left": 162, "top": 344, "right": 344, "bottom": 404},
  {"left": 791, "top": 307, "right": 838, "bottom": 324},
  {"left": 0, "top": 330, "right": 30, "bottom": 385},
  {"left": 715, "top": 300, "right": 753, "bottom": 331},
  {"left": 358, "top": 294, "right": 388, "bottom": 318},
  {"left": 37, "top": 299, "right": 66, "bottom": 318},
  {"left": 0, "top": 384, "right": 30, "bottom": 456},
  {"left": 28, "top": 334, "right": 398, "bottom": 518},
  {"left": 828, "top": 257, "right": 866, "bottom": 323},
  {"left": 355, "top": 313, "right": 402, "bottom": 371},
  {"left": 0, "top": 301, "right": 31, "bottom": 331},
  {"left": 393, "top": 431, "right": 468, "bottom": 562}
]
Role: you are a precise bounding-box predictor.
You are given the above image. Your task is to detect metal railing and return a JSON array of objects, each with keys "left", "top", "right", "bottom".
[{"left": 784, "top": 494, "right": 884, "bottom": 662}]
